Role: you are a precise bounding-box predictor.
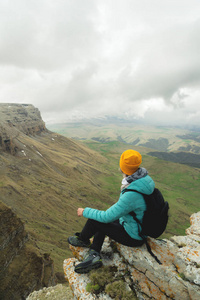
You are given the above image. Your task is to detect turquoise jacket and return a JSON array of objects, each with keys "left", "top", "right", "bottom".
[{"left": 83, "top": 174, "right": 155, "bottom": 240}]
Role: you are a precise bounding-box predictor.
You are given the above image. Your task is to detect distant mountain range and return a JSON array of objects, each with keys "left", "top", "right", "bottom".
[{"left": 47, "top": 118, "right": 200, "bottom": 154}]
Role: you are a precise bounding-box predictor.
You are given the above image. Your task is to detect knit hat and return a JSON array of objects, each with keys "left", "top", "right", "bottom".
[{"left": 119, "top": 149, "right": 142, "bottom": 175}]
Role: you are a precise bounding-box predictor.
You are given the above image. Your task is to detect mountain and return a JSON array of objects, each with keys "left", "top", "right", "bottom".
[
  {"left": 47, "top": 119, "right": 200, "bottom": 154},
  {"left": 0, "top": 103, "right": 46, "bottom": 153}
]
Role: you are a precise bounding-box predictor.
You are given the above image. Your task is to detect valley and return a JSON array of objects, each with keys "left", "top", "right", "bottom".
[{"left": 47, "top": 119, "right": 200, "bottom": 154}]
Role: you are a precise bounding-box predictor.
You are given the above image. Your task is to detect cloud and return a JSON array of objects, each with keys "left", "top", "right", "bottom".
[
  {"left": 0, "top": 0, "right": 200, "bottom": 127},
  {"left": 0, "top": 0, "right": 100, "bottom": 70}
]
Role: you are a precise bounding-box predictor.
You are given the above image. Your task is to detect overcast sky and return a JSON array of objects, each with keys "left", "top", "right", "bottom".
[{"left": 0, "top": 0, "right": 200, "bottom": 127}]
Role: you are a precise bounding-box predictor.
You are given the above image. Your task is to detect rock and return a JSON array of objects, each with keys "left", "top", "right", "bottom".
[
  {"left": 0, "top": 202, "right": 56, "bottom": 300},
  {"left": 26, "top": 284, "right": 73, "bottom": 300},
  {"left": 186, "top": 212, "right": 200, "bottom": 235},
  {"left": 63, "top": 212, "right": 200, "bottom": 299},
  {"left": 0, "top": 103, "right": 46, "bottom": 154}
]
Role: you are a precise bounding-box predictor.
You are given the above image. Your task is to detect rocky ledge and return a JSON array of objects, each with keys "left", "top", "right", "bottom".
[
  {"left": 63, "top": 212, "right": 200, "bottom": 299},
  {"left": 0, "top": 103, "right": 46, "bottom": 154}
]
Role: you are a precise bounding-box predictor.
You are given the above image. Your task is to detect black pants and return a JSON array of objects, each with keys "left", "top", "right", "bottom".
[{"left": 79, "top": 219, "right": 144, "bottom": 253}]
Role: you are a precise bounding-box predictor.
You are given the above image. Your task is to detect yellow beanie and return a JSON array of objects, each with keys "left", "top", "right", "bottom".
[{"left": 119, "top": 149, "right": 142, "bottom": 175}]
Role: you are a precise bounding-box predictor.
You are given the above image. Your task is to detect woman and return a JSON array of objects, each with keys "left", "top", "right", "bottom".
[{"left": 68, "top": 149, "right": 155, "bottom": 273}]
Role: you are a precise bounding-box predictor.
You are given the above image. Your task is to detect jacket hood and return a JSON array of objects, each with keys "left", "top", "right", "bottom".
[{"left": 125, "top": 173, "right": 155, "bottom": 195}]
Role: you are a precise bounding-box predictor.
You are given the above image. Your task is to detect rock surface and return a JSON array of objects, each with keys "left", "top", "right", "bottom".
[
  {"left": 0, "top": 202, "right": 56, "bottom": 300},
  {"left": 26, "top": 284, "right": 73, "bottom": 300},
  {"left": 63, "top": 212, "right": 200, "bottom": 300},
  {"left": 0, "top": 103, "right": 46, "bottom": 154}
]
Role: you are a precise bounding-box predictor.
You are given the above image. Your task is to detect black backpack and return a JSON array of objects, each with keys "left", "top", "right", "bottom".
[{"left": 122, "top": 187, "right": 169, "bottom": 264}]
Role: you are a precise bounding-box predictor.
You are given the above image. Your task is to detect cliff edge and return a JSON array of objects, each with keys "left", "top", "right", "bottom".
[
  {"left": 63, "top": 212, "right": 200, "bottom": 299},
  {"left": 0, "top": 103, "right": 46, "bottom": 154}
]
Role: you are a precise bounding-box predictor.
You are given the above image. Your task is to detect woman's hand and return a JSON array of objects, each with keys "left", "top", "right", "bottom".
[{"left": 77, "top": 207, "right": 84, "bottom": 217}]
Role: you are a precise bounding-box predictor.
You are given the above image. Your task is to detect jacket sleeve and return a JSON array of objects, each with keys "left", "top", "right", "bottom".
[{"left": 83, "top": 192, "right": 140, "bottom": 223}]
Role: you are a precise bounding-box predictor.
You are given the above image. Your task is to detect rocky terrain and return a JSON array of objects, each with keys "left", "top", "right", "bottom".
[
  {"left": 26, "top": 284, "right": 73, "bottom": 300},
  {"left": 63, "top": 211, "right": 200, "bottom": 299},
  {"left": 0, "top": 103, "right": 46, "bottom": 154},
  {"left": 0, "top": 201, "right": 55, "bottom": 299}
]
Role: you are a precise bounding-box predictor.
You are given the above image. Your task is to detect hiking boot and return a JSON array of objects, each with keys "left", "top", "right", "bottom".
[
  {"left": 75, "top": 249, "right": 102, "bottom": 273},
  {"left": 67, "top": 233, "right": 91, "bottom": 248}
]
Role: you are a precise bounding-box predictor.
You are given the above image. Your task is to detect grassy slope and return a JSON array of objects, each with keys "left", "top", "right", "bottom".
[{"left": 0, "top": 132, "right": 115, "bottom": 274}]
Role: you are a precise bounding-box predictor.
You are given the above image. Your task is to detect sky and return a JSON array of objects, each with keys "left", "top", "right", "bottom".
[{"left": 0, "top": 0, "right": 200, "bottom": 127}]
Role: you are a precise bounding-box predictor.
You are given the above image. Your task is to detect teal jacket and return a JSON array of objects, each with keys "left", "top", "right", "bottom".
[{"left": 83, "top": 174, "right": 155, "bottom": 240}]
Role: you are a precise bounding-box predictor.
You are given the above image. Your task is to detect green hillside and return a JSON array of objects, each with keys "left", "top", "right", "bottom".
[
  {"left": 0, "top": 132, "right": 115, "bottom": 275},
  {"left": 47, "top": 121, "right": 200, "bottom": 154}
]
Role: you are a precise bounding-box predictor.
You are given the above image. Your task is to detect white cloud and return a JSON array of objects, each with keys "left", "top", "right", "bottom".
[{"left": 0, "top": 0, "right": 200, "bottom": 127}]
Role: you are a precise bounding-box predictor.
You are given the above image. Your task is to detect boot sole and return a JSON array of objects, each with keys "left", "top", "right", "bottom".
[{"left": 75, "top": 261, "right": 102, "bottom": 274}]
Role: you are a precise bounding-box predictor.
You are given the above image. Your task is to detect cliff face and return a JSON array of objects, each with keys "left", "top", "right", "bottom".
[
  {"left": 0, "top": 103, "right": 46, "bottom": 154},
  {"left": 63, "top": 211, "right": 200, "bottom": 300},
  {"left": 0, "top": 202, "right": 55, "bottom": 300}
]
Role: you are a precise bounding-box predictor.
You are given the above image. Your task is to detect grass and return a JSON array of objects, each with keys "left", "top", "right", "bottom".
[
  {"left": 86, "top": 266, "right": 137, "bottom": 299},
  {"left": 0, "top": 132, "right": 114, "bottom": 275}
]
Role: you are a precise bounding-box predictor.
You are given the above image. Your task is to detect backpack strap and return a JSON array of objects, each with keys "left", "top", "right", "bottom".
[
  {"left": 122, "top": 188, "right": 144, "bottom": 195},
  {"left": 122, "top": 188, "right": 162, "bottom": 265}
]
